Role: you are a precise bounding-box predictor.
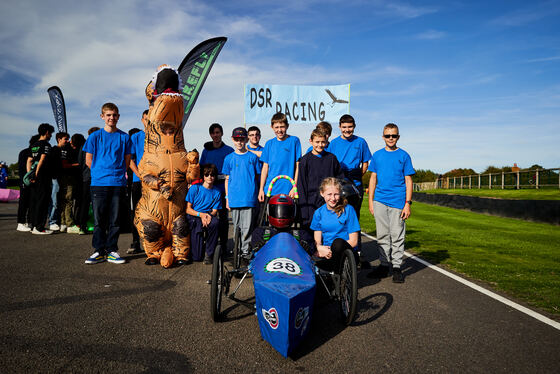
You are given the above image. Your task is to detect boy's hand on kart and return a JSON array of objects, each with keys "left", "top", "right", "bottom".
[
  {"left": 288, "top": 187, "right": 297, "bottom": 199},
  {"left": 316, "top": 245, "right": 332, "bottom": 259}
]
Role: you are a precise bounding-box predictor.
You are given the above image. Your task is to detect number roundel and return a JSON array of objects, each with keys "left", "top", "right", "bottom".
[{"left": 265, "top": 257, "right": 302, "bottom": 276}]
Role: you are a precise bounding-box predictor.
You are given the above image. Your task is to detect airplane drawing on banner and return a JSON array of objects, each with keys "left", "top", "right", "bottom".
[{"left": 325, "top": 89, "right": 349, "bottom": 107}]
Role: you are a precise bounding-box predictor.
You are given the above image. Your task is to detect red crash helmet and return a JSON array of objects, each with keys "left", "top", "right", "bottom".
[{"left": 268, "top": 194, "right": 296, "bottom": 229}]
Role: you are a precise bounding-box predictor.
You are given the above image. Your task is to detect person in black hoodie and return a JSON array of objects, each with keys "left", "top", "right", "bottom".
[
  {"left": 16, "top": 134, "right": 41, "bottom": 232},
  {"left": 27, "top": 123, "right": 55, "bottom": 234}
]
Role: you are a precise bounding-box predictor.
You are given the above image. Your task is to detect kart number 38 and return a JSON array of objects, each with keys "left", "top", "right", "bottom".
[{"left": 265, "top": 257, "right": 302, "bottom": 276}]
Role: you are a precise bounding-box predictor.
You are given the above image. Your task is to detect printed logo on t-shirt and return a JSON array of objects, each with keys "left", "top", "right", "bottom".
[
  {"left": 265, "top": 257, "right": 302, "bottom": 276},
  {"left": 262, "top": 307, "right": 279, "bottom": 329}
]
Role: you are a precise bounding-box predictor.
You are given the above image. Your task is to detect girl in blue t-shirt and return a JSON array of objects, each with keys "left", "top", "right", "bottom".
[{"left": 310, "top": 177, "right": 360, "bottom": 272}]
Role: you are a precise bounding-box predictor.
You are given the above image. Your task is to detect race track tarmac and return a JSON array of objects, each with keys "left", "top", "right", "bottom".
[{"left": 1, "top": 201, "right": 558, "bottom": 373}]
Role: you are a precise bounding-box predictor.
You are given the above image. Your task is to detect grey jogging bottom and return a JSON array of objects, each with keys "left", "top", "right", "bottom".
[{"left": 373, "top": 200, "right": 406, "bottom": 268}]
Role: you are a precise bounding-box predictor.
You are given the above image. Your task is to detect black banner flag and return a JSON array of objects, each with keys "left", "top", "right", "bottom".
[
  {"left": 47, "top": 86, "right": 67, "bottom": 133},
  {"left": 178, "top": 37, "right": 227, "bottom": 127}
]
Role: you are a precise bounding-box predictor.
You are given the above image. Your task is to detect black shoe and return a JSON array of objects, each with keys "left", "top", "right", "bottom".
[
  {"left": 392, "top": 267, "right": 404, "bottom": 283},
  {"left": 145, "top": 257, "right": 159, "bottom": 266},
  {"left": 367, "top": 265, "right": 390, "bottom": 279},
  {"left": 203, "top": 255, "right": 213, "bottom": 265},
  {"left": 177, "top": 259, "right": 192, "bottom": 266}
]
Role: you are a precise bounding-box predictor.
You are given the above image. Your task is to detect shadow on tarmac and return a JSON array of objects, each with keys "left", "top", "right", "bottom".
[
  {"left": 0, "top": 276, "right": 177, "bottom": 313},
  {"left": 0, "top": 334, "right": 192, "bottom": 373}
]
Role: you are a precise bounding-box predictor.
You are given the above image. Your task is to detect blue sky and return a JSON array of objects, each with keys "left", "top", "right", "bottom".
[{"left": 1, "top": 0, "right": 559, "bottom": 173}]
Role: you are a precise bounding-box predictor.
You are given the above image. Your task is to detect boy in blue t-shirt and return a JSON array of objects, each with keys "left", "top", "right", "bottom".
[
  {"left": 186, "top": 164, "right": 222, "bottom": 264},
  {"left": 83, "top": 103, "right": 132, "bottom": 265},
  {"left": 200, "top": 123, "right": 234, "bottom": 250},
  {"left": 367, "top": 123, "right": 415, "bottom": 283},
  {"left": 222, "top": 127, "right": 260, "bottom": 256},
  {"left": 327, "top": 114, "right": 371, "bottom": 216},
  {"left": 127, "top": 109, "right": 148, "bottom": 254},
  {"left": 258, "top": 112, "right": 301, "bottom": 200}
]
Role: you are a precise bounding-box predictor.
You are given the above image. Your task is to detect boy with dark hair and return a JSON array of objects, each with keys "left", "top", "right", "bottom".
[
  {"left": 27, "top": 123, "right": 55, "bottom": 234},
  {"left": 83, "top": 103, "right": 132, "bottom": 264},
  {"left": 47, "top": 132, "right": 69, "bottom": 231},
  {"left": 127, "top": 110, "right": 148, "bottom": 254},
  {"left": 222, "top": 127, "right": 260, "bottom": 257},
  {"left": 305, "top": 121, "right": 332, "bottom": 154},
  {"left": 297, "top": 128, "right": 344, "bottom": 228},
  {"left": 16, "top": 134, "right": 40, "bottom": 232},
  {"left": 77, "top": 127, "right": 100, "bottom": 234},
  {"left": 58, "top": 132, "right": 81, "bottom": 233},
  {"left": 186, "top": 163, "right": 222, "bottom": 264},
  {"left": 247, "top": 125, "right": 264, "bottom": 175},
  {"left": 200, "top": 123, "right": 234, "bottom": 250},
  {"left": 367, "top": 123, "right": 415, "bottom": 283},
  {"left": 258, "top": 112, "right": 301, "bottom": 201}
]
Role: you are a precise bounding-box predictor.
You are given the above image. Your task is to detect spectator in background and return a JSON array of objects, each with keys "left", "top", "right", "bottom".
[
  {"left": 16, "top": 135, "right": 40, "bottom": 232},
  {"left": 58, "top": 133, "right": 83, "bottom": 233},
  {"left": 0, "top": 161, "right": 7, "bottom": 189},
  {"left": 47, "top": 132, "right": 69, "bottom": 231},
  {"left": 27, "top": 123, "right": 55, "bottom": 234},
  {"left": 200, "top": 123, "right": 233, "bottom": 251},
  {"left": 77, "top": 127, "right": 100, "bottom": 235},
  {"left": 127, "top": 111, "right": 147, "bottom": 254}
]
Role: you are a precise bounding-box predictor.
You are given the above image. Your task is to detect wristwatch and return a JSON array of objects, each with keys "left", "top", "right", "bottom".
[{"left": 406, "top": 200, "right": 412, "bottom": 205}]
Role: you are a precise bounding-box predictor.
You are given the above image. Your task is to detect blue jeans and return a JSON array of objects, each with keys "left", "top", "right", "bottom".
[
  {"left": 48, "top": 179, "right": 60, "bottom": 225},
  {"left": 91, "top": 186, "right": 124, "bottom": 255}
]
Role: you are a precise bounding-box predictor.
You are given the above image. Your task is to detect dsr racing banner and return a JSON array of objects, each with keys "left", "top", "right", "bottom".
[
  {"left": 244, "top": 84, "right": 350, "bottom": 125},
  {"left": 178, "top": 37, "right": 227, "bottom": 127},
  {"left": 47, "top": 86, "right": 67, "bottom": 133}
]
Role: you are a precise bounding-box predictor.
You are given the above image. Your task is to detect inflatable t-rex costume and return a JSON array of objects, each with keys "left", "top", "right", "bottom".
[{"left": 134, "top": 65, "right": 200, "bottom": 268}]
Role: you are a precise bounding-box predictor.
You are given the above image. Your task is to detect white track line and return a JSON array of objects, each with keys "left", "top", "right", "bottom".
[{"left": 361, "top": 231, "right": 560, "bottom": 331}]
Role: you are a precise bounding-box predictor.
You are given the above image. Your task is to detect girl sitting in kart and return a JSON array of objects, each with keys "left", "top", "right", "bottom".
[{"left": 310, "top": 177, "right": 360, "bottom": 271}]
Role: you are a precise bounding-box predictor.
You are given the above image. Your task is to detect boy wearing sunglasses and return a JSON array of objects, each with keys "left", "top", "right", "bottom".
[{"left": 367, "top": 123, "right": 415, "bottom": 283}]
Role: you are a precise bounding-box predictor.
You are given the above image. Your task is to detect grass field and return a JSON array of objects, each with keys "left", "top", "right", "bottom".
[
  {"left": 420, "top": 188, "right": 560, "bottom": 200},
  {"left": 360, "top": 200, "right": 560, "bottom": 315}
]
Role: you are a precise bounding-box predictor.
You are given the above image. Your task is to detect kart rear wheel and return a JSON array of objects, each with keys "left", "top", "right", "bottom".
[
  {"left": 339, "top": 248, "right": 358, "bottom": 325},
  {"left": 210, "top": 246, "right": 225, "bottom": 321}
]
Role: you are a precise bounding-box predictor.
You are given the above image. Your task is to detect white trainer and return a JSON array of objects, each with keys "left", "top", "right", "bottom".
[
  {"left": 49, "top": 224, "right": 60, "bottom": 231},
  {"left": 60, "top": 225, "right": 67, "bottom": 232},
  {"left": 16, "top": 223, "right": 32, "bottom": 232},
  {"left": 32, "top": 228, "right": 54, "bottom": 235}
]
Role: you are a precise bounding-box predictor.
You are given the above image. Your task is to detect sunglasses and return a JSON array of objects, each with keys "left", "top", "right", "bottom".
[
  {"left": 204, "top": 173, "right": 216, "bottom": 177},
  {"left": 383, "top": 134, "right": 399, "bottom": 139}
]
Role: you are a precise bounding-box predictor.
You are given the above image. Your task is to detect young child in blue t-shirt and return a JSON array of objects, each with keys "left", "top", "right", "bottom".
[
  {"left": 186, "top": 164, "right": 222, "bottom": 264},
  {"left": 367, "top": 123, "right": 415, "bottom": 283},
  {"left": 222, "top": 127, "right": 260, "bottom": 256},
  {"left": 310, "top": 177, "right": 360, "bottom": 273},
  {"left": 258, "top": 112, "right": 301, "bottom": 200},
  {"left": 83, "top": 103, "right": 132, "bottom": 265}
]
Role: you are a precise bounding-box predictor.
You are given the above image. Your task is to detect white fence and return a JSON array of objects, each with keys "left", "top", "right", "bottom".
[{"left": 414, "top": 168, "right": 560, "bottom": 191}]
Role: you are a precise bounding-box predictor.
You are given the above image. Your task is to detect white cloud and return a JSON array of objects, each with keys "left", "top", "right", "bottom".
[{"left": 415, "top": 30, "right": 446, "bottom": 40}]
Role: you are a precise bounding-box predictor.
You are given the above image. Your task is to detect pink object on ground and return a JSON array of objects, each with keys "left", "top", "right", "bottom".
[{"left": 0, "top": 188, "right": 20, "bottom": 202}]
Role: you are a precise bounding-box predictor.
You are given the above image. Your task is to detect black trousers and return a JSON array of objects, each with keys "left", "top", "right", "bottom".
[
  {"left": 17, "top": 185, "right": 31, "bottom": 224},
  {"left": 315, "top": 238, "right": 353, "bottom": 273},
  {"left": 130, "top": 181, "right": 142, "bottom": 248},
  {"left": 30, "top": 179, "right": 52, "bottom": 231},
  {"left": 77, "top": 181, "right": 91, "bottom": 230}
]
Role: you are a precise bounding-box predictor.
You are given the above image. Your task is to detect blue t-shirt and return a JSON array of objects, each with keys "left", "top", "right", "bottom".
[
  {"left": 247, "top": 144, "right": 264, "bottom": 173},
  {"left": 185, "top": 184, "right": 222, "bottom": 212},
  {"left": 131, "top": 130, "right": 145, "bottom": 182},
  {"left": 310, "top": 204, "right": 361, "bottom": 247},
  {"left": 368, "top": 148, "right": 415, "bottom": 209},
  {"left": 327, "top": 135, "right": 371, "bottom": 186},
  {"left": 83, "top": 128, "right": 132, "bottom": 187},
  {"left": 200, "top": 143, "right": 234, "bottom": 194},
  {"left": 222, "top": 151, "right": 259, "bottom": 208},
  {"left": 260, "top": 135, "right": 301, "bottom": 195}
]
